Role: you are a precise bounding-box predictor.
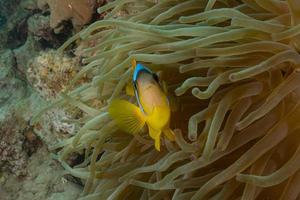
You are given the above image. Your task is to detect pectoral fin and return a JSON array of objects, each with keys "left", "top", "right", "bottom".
[
  {"left": 108, "top": 99, "right": 146, "bottom": 134},
  {"left": 148, "top": 126, "right": 162, "bottom": 151}
]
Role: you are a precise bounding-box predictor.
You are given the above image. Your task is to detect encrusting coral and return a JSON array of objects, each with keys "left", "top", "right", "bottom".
[
  {"left": 27, "top": 50, "right": 81, "bottom": 100},
  {"left": 0, "top": 113, "right": 29, "bottom": 177},
  {"left": 27, "top": 50, "right": 84, "bottom": 146},
  {"left": 34, "top": 0, "right": 300, "bottom": 199}
]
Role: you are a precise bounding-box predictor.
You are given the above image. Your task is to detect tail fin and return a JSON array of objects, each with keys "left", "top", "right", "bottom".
[{"left": 108, "top": 99, "right": 146, "bottom": 134}]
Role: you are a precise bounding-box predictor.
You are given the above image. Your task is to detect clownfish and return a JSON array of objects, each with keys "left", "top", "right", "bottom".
[{"left": 108, "top": 60, "right": 175, "bottom": 151}]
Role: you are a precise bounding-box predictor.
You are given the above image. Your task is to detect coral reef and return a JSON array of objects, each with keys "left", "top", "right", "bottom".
[
  {"left": 27, "top": 50, "right": 80, "bottom": 100},
  {"left": 0, "top": 49, "right": 27, "bottom": 121},
  {"left": 0, "top": 0, "right": 85, "bottom": 199},
  {"left": 0, "top": 113, "right": 28, "bottom": 176},
  {"left": 0, "top": 0, "right": 22, "bottom": 19},
  {"left": 40, "top": 0, "right": 300, "bottom": 199},
  {"left": 38, "top": 0, "right": 96, "bottom": 33},
  {"left": 14, "top": 36, "right": 42, "bottom": 76},
  {"left": 0, "top": 0, "right": 37, "bottom": 49},
  {"left": 27, "top": 14, "right": 63, "bottom": 48},
  {"left": 34, "top": 108, "right": 76, "bottom": 147},
  {"left": 1, "top": 147, "right": 81, "bottom": 200},
  {"left": 3, "top": 0, "right": 300, "bottom": 199},
  {"left": 0, "top": 51, "right": 38, "bottom": 175}
]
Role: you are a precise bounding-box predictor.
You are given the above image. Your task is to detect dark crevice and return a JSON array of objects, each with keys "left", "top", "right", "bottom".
[
  {"left": 43, "top": 21, "right": 74, "bottom": 50},
  {"left": 6, "top": 18, "right": 28, "bottom": 49}
]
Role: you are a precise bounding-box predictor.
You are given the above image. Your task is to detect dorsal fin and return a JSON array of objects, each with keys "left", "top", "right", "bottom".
[{"left": 131, "top": 58, "right": 137, "bottom": 69}]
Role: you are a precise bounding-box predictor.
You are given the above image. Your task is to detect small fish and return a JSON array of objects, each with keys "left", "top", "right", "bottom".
[{"left": 108, "top": 60, "right": 175, "bottom": 151}]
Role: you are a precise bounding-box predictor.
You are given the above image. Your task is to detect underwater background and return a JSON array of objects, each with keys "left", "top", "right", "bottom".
[{"left": 1, "top": 0, "right": 300, "bottom": 200}]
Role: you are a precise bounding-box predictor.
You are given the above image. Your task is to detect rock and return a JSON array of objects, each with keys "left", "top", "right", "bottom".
[
  {"left": 0, "top": 0, "right": 22, "bottom": 19},
  {"left": 28, "top": 14, "right": 51, "bottom": 39},
  {"left": 0, "top": 0, "right": 32, "bottom": 49},
  {"left": 1, "top": 147, "right": 81, "bottom": 200},
  {"left": 27, "top": 14, "right": 65, "bottom": 48},
  {"left": 0, "top": 0, "right": 83, "bottom": 199},
  {"left": 0, "top": 113, "right": 28, "bottom": 176},
  {"left": 0, "top": 49, "right": 32, "bottom": 177},
  {"left": 0, "top": 49, "right": 27, "bottom": 122},
  {"left": 0, "top": 49, "right": 15, "bottom": 79},
  {"left": 13, "top": 35, "right": 41, "bottom": 76}
]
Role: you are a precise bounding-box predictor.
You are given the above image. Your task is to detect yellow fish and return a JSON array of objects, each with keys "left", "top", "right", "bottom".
[{"left": 108, "top": 60, "right": 175, "bottom": 151}]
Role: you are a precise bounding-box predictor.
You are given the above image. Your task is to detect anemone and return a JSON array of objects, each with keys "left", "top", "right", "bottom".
[{"left": 35, "top": 0, "right": 300, "bottom": 199}]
